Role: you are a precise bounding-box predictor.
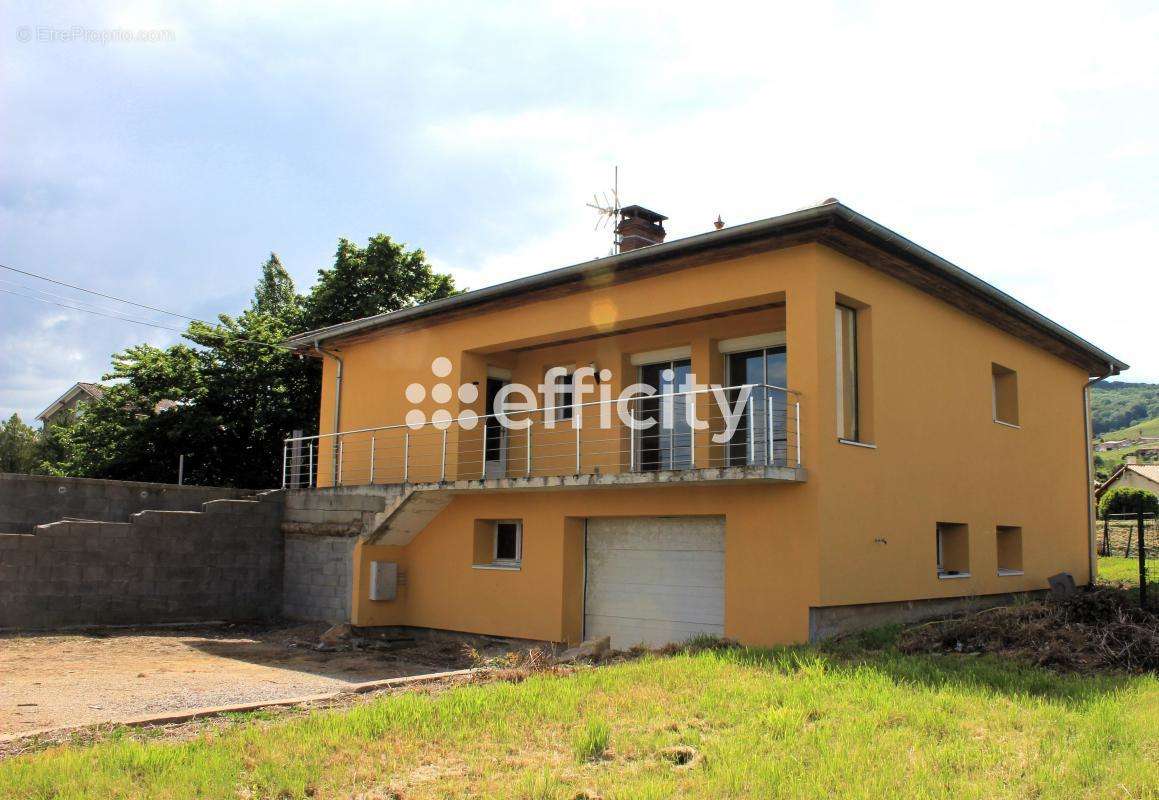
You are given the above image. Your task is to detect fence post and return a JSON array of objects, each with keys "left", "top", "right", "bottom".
[
  {"left": 369, "top": 433, "right": 376, "bottom": 484},
  {"left": 1102, "top": 516, "right": 1110, "bottom": 557},
  {"left": 526, "top": 426, "right": 532, "bottom": 476},
  {"left": 440, "top": 428, "right": 447, "bottom": 482},
  {"left": 1139, "top": 510, "right": 1148, "bottom": 610},
  {"left": 403, "top": 432, "right": 410, "bottom": 483}
]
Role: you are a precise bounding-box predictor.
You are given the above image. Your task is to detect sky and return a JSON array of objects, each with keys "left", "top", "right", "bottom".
[{"left": 2, "top": 0, "right": 1158, "bottom": 423}]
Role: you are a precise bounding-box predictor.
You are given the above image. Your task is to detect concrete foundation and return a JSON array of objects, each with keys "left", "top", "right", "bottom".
[{"left": 808, "top": 590, "right": 1050, "bottom": 641}]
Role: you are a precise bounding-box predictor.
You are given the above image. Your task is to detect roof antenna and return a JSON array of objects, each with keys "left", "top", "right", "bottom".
[{"left": 586, "top": 165, "right": 622, "bottom": 255}]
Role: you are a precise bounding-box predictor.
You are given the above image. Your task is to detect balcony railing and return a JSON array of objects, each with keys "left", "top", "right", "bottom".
[{"left": 282, "top": 383, "right": 801, "bottom": 488}]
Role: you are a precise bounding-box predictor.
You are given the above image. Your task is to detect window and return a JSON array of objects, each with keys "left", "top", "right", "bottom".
[
  {"left": 936, "top": 522, "right": 970, "bottom": 578},
  {"left": 493, "top": 520, "right": 522, "bottom": 563},
  {"left": 992, "top": 363, "right": 1019, "bottom": 426},
  {"left": 549, "top": 369, "right": 574, "bottom": 423},
  {"left": 725, "top": 345, "right": 788, "bottom": 466},
  {"left": 996, "top": 526, "right": 1023, "bottom": 575},
  {"left": 835, "top": 304, "right": 859, "bottom": 441},
  {"left": 472, "top": 519, "right": 522, "bottom": 569}
]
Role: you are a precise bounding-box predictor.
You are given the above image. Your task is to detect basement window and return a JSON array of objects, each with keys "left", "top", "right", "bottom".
[
  {"left": 473, "top": 520, "right": 522, "bottom": 570},
  {"left": 936, "top": 522, "right": 970, "bottom": 578},
  {"left": 992, "top": 363, "right": 1019, "bottom": 427},
  {"left": 996, "top": 526, "right": 1023, "bottom": 576}
]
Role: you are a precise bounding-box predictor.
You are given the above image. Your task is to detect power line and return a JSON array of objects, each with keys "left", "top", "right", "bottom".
[
  {"left": 0, "top": 286, "right": 188, "bottom": 333},
  {"left": 0, "top": 260, "right": 200, "bottom": 322},
  {"left": 0, "top": 275, "right": 180, "bottom": 324},
  {"left": 0, "top": 262, "right": 295, "bottom": 351}
]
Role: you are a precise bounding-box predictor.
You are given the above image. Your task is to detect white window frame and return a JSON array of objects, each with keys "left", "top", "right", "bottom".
[{"left": 492, "top": 520, "right": 522, "bottom": 565}]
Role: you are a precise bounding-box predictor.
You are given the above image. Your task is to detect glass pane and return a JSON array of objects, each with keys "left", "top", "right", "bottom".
[
  {"left": 836, "top": 306, "right": 858, "bottom": 441},
  {"left": 495, "top": 523, "right": 518, "bottom": 560},
  {"left": 636, "top": 359, "right": 693, "bottom": 471}
]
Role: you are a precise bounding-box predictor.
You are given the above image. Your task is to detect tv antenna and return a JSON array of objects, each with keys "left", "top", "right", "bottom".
[{"left": 586, "top": 165, "right": 621, "bottom": 254}]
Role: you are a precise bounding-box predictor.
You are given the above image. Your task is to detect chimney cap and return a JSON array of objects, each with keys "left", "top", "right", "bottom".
[{"left": 619, "top": 204, "right": 668, "bottom": 223}]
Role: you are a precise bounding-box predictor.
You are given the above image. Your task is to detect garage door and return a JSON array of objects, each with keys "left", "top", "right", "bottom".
[{"left": 584, "top": 516, "right": 724, "bottom": 649}]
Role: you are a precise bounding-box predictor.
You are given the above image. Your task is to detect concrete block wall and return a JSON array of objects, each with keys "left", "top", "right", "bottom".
[
  {"left": 283, "top": 534, "right": 356, "bottom": 623},
  {"left": 0, "top": 492, "right": 284, "bottom": 630},
  {"left": 0, "top": 473, "right": 249, "bottom": 534},
  {"left": 279, "top": 487, "right": 405, "bottom": 622}
]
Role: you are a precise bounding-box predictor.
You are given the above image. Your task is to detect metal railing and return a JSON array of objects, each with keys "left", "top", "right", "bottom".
[{"left": 282, "top": 383, "right": 801, "bottom": 488}]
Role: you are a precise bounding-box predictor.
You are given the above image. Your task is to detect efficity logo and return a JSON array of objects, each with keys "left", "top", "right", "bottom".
[{"left": 404, "top": 357, "right": 760, "bottom": 443}]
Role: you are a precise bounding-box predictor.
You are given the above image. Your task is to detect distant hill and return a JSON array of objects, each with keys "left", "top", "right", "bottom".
[{"left": 1090, "top": 381, "right": 1159, "bottom": 436}]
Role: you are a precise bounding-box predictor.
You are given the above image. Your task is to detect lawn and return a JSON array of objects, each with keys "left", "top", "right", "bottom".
[
  {"left": 1100, "top": 555, "right": 1145, "bottom": 585},
  {"left": 2, "top": 642, "right": 1157, "bottom": 799}
]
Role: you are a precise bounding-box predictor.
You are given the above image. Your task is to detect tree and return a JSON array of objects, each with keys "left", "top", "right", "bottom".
[
  {"left": 1099, "top": 486, "right": 1159, "bottom": 519},
  {"left": 252, "top": 252, "right": 300, "bottom": 319},
  {"left": 0, "top": 413, "right": 40, "bottom": 473},
  {"left": 50, "top": 236, "right": 458, "bottom": 488},
  {"left": 305, "top": 235, "right": 458, "bottom": 330}
]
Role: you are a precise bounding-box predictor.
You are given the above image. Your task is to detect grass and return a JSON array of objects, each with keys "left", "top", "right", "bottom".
[
  {"left": 2, "top": 644, "right": 1157, "bottom": 799},
  {"left": 1100, "top": 555, "right": 1144, "bottom": 585}
]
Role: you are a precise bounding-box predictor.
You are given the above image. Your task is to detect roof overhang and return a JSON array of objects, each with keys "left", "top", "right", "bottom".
[{"left": 285, "top": 201, "right": 1127, "bottom": 377}]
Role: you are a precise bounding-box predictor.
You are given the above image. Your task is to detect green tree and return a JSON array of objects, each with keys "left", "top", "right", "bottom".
[
  {"left": 305, "top": 235, "right": 458, "bottom": 330},
  {"left": 51, "top": 235, "right": 457, "bottom": 487},
  {"left": 1099, "top": 486, "right": 1159, "bottom": 519},
  {"left": 0, "top": 413, "right": 40, "bottom": 473},
  {"left": 252, "top": 252, "right": 300, "bottom": 319}
]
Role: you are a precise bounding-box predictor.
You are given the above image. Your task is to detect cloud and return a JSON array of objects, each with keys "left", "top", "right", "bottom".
[{"left": 1, "top": 0, "right": 1156, "bottom": 425}]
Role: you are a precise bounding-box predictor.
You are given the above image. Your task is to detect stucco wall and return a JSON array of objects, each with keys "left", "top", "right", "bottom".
[
  {"left": 0, "top": 473, "right": 248, "bottom": 534},
  {"left": 0, "top": 495, "right": 283, "bottom": 630},
  {"left": 308, "top": 240, "right": 1094, "bottom": 646}
]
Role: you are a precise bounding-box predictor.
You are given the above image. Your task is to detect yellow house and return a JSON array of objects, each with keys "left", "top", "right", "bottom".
[{"left": 283, "top": 199, "right": 1126, "bottom": 648}]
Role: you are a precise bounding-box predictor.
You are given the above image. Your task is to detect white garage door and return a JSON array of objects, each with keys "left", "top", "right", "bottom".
[{"left": 584, "top": 516, "right": 725, "bottom": 649}]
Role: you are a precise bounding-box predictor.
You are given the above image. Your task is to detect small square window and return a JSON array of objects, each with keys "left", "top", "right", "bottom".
[
  {"left": 992, "top": 363, "right": 1019, "bottom": 426},
  {"left": 494, "top": 520, "right": 522, "bottom": 563},
  {"left": 996, "top": 525, "right": 1023, "bottom": 575},
  {"left": 936, "top": 522, "right": 970, "bottom": 578}
]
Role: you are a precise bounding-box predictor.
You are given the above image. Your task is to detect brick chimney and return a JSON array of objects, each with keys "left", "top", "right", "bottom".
[{"left": 616, "top": 205, "right": 667, "bottom": 252}]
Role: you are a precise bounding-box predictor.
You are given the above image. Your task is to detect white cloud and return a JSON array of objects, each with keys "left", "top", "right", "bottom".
[{"left": 2, "top": 0, "right": 1156, "bottom": 427}]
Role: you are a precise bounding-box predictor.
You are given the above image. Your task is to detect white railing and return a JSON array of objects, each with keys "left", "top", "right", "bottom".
[{"left": 282, "top": 383, "right": 801, "bottom": 488}]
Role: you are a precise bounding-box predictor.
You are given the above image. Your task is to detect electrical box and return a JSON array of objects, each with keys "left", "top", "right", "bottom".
[{"left": 369, "top": 561, "right": 398, "bottom": 601}]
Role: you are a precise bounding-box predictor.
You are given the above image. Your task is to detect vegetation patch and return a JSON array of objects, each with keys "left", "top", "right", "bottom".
[{"left": 899, "top": 586, "right": 1159, "bottom": 672}]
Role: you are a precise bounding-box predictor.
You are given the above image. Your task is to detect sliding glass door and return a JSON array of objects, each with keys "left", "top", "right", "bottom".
[
  {"left": 725, "top": 346, "right": 787, "bottom": 466},
  {"left": 635, "top": 358, "right": 693, "bottom": 471}
]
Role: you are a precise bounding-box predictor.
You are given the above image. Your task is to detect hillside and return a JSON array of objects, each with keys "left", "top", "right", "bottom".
[{"left": 1090, "top": 381, "right": 1159, "bottom": 436}]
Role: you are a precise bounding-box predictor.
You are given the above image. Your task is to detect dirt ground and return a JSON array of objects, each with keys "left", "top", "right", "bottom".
[{"left": 0, "top": 622, "right": 526, "bottom": 739}]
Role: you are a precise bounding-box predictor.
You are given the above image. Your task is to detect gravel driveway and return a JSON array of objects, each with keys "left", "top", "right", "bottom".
[{"left": 0, "top": 623, "right": 487, "bottom": 738}]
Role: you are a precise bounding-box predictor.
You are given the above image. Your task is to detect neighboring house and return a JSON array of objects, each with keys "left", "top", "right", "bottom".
[
  {"left": 35, "top": 382, "right": 105, "bottom": 426},
  {"left": 1096, "top": 463, "right": 1159, "bottom": 501},
  {"left": 283, "top": 199, "right": 1126, "bottom": 649}
]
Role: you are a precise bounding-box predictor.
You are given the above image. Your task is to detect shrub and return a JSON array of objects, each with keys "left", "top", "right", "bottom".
[{"left": 1099, "top": 486, "right": 1159, "bottom": 519}]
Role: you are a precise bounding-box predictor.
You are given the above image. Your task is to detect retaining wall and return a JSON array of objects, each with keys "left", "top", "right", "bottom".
[
  {"left": 0, "top": 493, "right": 284, "bottom": 630},
  {"left": 0, "top": 473, "right": 249, "bottom": 534}
]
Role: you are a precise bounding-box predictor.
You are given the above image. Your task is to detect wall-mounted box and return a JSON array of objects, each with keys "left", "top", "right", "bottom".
[{"left": 369, "top": 561, "right": 398, "bottom": 601}]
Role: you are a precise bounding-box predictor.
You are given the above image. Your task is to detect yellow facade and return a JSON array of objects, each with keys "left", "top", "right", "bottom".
[{"left": 307, "top": 240, "right": 1097, "bottom": 647}]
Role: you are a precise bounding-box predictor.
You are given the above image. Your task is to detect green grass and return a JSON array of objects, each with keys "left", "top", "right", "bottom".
[
  {"left": 1100, "top": 414, "right": 1159, "bottom": 443},
  {"left": 2, "top": 646, "right": 1157, "bottom": 799},
  {"left": 1100, "top": 555, "right": 1143, "bottom": 585}
]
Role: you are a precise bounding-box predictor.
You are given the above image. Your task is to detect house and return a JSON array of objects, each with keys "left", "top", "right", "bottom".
[
  {"left": 36, "top": 382, "right": 105, "bottom": 426},
  {"left": 283, "top": 199, "right": 1126, "bottom": 648},
  {"left": 1096, "top": 462, "right": 1159, "bottom": 500}
]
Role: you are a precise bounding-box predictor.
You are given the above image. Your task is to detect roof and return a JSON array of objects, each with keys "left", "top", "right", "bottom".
[
  {"left": 1096, "top": 464, "right": 1159, "bottom": 499},
  {"left": 285, "top": 199, "right": 1127, "bottom": 376},
  {"left": 36, "top": 382, "right": 106, "bottom": 423}
]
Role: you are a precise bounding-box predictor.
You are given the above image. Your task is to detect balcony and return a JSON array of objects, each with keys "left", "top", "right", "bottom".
[{"left": 283, "top": 383, "right": 804, "bottom": 492}]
